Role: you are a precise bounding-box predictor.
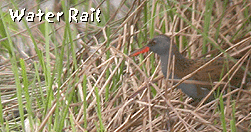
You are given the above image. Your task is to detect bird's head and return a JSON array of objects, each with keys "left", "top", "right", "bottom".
[{"left": 130, "top": 35, "right": 171, "bottom": 57}]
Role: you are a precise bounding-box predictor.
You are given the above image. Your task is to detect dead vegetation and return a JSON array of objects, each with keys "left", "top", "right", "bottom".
[{"left": 0, "top": 0, "right": 251, "bottom": 131}]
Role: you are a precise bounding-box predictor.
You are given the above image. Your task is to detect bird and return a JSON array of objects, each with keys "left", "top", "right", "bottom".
[{"left": 130, "top": 34, "right": 250, "bottom": 101}]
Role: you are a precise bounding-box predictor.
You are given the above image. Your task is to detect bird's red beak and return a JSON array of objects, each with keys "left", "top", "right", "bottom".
[{"left": 129, "top": 46, "right": 150, "bottom": 57}]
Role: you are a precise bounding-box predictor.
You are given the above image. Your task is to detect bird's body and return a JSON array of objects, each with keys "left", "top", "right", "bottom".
[
  {"left": 131, "top": 34, "right": 249, "bottom": 101},
  {"left": 166, "top": 37, "right": 245, "bottom": 87}
]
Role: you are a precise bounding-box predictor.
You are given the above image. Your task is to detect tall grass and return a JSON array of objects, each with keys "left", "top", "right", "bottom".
[{"left": 0, "top": 0, "right": 250, "bottom": 131}]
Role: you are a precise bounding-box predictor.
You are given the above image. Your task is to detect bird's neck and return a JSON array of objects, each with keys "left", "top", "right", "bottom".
[{"left": 160, "top": 45, "right": 192, "bottom": 78}]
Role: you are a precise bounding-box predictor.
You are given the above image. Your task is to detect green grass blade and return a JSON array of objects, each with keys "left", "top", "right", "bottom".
[
  {"left": 219, "top": 94, "right": 227, "bottom": 132},
  {"left": 95, "top": 86, "right": 104, "bottom": 131},
  {"left": 19, "top": 58, "right": 34, "bottom": 130},
  {"left": 230, "top": 101, "right": 236, "bottom": 132},
  {"left": 0, "top": 5, "right": 25, "bottom": 130}
]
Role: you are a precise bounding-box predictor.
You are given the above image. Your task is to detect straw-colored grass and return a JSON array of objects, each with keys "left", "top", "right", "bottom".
[{"left": 0, "top": 0, "right": 251, "bottom": 131}]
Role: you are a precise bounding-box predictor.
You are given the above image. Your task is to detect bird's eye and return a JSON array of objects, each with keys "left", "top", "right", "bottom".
[{"left": 150, "top": 40, "right": 156, "bottom": 46}]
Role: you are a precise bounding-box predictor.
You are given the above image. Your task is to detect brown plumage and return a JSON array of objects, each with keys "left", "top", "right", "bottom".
[{"left": 131, "top": 34, "right": 250, "bottom": 101}]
